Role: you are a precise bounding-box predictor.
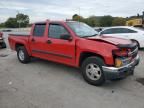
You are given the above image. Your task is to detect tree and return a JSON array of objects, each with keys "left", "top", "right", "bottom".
[
  {"left": 99, "top": 16, "right": 113, "bottom": 27},
  {"left": 72, "top": 14, "right": 84, "bottom": 22},
  {"left": 112, "top": 17, "right": 126, "bottom": 26},
  {"left": 0, "top": 23, "right": 5, "bottom": 28},
  {"left": 71, "top": 14, "right": 127, "bottom": 27},
  {"left": 5, "top": 18, "right": 18, "bottom": 28},
  {"left": 5, "top": 13, "right": 29, "bottom": 28},
  {"left": 16, "top": 13, "right": 29, "bottom": 27},
  {"left": 85, "top": 16, "right": 99, "bottom": 27}
]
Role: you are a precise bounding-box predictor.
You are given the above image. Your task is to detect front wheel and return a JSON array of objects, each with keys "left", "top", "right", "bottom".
[
  {"left": 81, "top": 57, "right": 105, "bottom": 86},
  {"left": 17, "top": 46, "right": 31, "bottom": 63}
]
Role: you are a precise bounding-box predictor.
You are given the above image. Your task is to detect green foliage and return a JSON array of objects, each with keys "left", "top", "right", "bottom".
[
  {"left": 72, "top": 14, "right": 84, "bottom": 22},
  {"left": 85, "top": 16, "right": 97, "bottom": 27},
  {"left": 99, "top": 16, "right": 113, "bottom": 27},
  {"left": 5, "top": 18, "right": 18, "bottom": 28},
  {"left": 16, "top": 13, "right": 29, "bottom": 27},
  {"left": 72, "top": 14, "right": 126, "bottom": 27},
  {"left": 112, "top": 17, "right": 126, "bottom": 26},
  {"left": 0, "top": 23, "right": 5, "bottom": 28},
  {"left": 4, "top": 13, "right": 29, "bottom": 28}
]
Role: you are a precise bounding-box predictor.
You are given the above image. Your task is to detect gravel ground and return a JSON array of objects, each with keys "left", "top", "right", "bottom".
[{"left": 0, "top": 32, "right": 144, "bottom": 108}]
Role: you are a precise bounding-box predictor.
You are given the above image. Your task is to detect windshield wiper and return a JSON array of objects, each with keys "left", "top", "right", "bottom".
[{"left": 82, "top": 34, "right": 98, "bottom": 38}]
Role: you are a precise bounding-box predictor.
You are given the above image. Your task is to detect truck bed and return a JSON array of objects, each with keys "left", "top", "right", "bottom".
[{"left": 8, "top": 34, "right": 30, "bottom": 50}]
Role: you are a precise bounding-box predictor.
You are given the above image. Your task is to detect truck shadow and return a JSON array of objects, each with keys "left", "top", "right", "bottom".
[
  {"left": 31, "top": 58, "right": 84, "bottom": 81},
  {"left": 30, "top": 58, "right": 131, "bottom": 87}
]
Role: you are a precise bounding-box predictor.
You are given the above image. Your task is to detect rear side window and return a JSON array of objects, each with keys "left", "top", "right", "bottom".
[
  {"left": 33, "top": 24, "right": 46, "bottom": 36},
  {"left": 48, "top": 24, "right": 69, "bottom": 39},
  {"left": 121, "top": 28, "right": 137, "bottom": 33}
]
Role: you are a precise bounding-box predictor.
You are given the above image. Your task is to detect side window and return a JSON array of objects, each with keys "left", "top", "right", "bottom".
[
  {"left": 101, "top": 28, "right": 137, "bottom": 34},
  {"left": 49, "top": 24, "right": 69, "bottom": 39},
  {"left": 101, "top": 29, "right": 113, "bottom": 34},
  {"left": 111, "top": 28, "right": 124, "bottom": 33},
  {"left": 122, "top": 28, "right": 137, "bottom": 33},
  {"left": 112, "top": 28, "right": 137, "bottom": 34},
  {"left": 33, "top": 24, "right": 46, "bottom": 36}
]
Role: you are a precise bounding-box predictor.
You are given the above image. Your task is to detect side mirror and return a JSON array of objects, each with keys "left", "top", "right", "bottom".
[
  {"left": 98, "top": 32, "right": 102, "bottom": 36},
  {"left": 60, "top": 34, "right": 72, "bottom": 41}
]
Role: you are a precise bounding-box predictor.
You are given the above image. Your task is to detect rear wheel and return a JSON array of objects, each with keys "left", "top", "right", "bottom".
[
  {"left": 17, "top": 46, "right": 31, "bottom": 63},
  {"left": 81, "top": 57, "right": 105, "bottom": 86}
]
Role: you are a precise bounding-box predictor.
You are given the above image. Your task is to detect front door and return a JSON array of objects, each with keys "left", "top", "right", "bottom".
[{"left": 42, "top": 23, "right": 76, "bottom": 66}]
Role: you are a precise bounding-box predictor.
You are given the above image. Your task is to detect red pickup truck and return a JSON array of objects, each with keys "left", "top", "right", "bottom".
[{"left": 8, "top": 20, "right": 140, "bottom": 86}]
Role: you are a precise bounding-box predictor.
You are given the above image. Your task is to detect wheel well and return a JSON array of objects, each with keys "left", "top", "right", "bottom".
[
  {"left": 15, "top": 43, "right": 24, "bottom": 51},
  {"left": 131, "top": 39, "right": 140, "bottom": 48},
  {"left": 79, "top": 52, "right": 105, "bottom": 66}
]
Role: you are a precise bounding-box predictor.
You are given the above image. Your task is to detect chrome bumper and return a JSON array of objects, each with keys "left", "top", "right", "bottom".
[{"left": 102, "top": 55, "right": 140, "bottom": 80}]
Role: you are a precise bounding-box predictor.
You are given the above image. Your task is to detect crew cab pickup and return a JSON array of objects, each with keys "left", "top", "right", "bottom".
[{"left": 8, "top": 20, "right": 140, "bottom": 86}]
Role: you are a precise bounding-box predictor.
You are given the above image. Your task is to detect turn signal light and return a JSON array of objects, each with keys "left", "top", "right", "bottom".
[{"left": 115, "top": 58, "right": 123, "bottom": 67}]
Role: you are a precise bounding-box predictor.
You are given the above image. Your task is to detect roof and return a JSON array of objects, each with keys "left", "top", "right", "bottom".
[{"left": 34, "top": 19, "right": 78, "bottom": 24}]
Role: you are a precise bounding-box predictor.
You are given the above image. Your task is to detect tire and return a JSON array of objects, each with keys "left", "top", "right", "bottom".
[
  {"left": 129, "top": 68, "right": 134, "bottom": 75},
  {"left": 17, "top": 46, "right": 31, "bottom": 63},
  {"left": 1, "top": 42, "right": 6, "bottom": 48},
  {"left": 81, "top": 56, "right": 105, "bottom": 86}
]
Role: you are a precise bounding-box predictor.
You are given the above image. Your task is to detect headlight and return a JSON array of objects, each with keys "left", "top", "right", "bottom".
[{"left": 113, "top": 48, "right": 131, "bottom": 57}]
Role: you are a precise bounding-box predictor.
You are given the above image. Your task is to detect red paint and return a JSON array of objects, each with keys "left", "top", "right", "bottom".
[
  {"left": 8, "top": 20, "right": 132, "bottom": 67},
  {"left": 0, "top": 32, "right": 3, "bottom": 37}
]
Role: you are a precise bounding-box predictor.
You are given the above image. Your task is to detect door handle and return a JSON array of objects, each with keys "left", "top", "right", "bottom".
[
  {"left": 46, "top": 40, "right": 52, "bottom": 44},
  {"left": 31, "top": 38, "right": 35, "bottom": 42}
]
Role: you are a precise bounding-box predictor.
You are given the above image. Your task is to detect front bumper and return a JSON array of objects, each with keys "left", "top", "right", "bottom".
[{"left": 102, "top": 55, "right": 140, "bottom": 80}]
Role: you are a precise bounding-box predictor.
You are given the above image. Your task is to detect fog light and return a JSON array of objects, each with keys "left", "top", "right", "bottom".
[{"left": 115, "top": 58, "right": 122, "bottom": 67}]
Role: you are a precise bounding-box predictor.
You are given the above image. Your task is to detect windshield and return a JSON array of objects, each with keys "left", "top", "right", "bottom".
[{"left": 67, "top": 22, "right": 98, "bottom": 37}]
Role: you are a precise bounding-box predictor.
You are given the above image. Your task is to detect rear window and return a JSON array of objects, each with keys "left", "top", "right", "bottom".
[{"left": 33, "top": 24, "right": 46, "bottom": 36}]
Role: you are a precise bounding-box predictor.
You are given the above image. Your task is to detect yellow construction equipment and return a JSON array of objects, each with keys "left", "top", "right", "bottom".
[{"left": 126, "top": 18, "right": 142, "bottom": 26}]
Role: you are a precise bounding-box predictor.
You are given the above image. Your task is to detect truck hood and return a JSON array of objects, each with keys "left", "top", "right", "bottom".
[{"left": 87, "top": 36, "right": 132, "bottom": 46}]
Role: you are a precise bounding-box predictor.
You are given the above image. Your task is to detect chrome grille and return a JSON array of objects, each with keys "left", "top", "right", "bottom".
[{"left": 128, "top": 47, "right": 138, "bottom": 58}]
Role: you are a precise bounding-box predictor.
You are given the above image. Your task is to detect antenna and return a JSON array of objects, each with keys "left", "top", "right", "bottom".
[
  {"left": 16, "top": 10, "right": 21, "bottom": 28},
  {"left": 78, "top": 7, "right": 81, "bottom": 28},
  {"left": 79, "top": 7, "right": 80, "bottom": 22}
]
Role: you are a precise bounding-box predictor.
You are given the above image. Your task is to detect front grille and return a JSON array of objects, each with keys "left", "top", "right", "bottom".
[
  {"left": 131, "top": 45, "right": 137, "bottom": 52},
  {"left": 128, "top": 46, "right": 138, "bottom": 58}
]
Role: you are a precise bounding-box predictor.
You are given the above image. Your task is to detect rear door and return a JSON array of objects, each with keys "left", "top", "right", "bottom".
[
  {"left": 44, "top": 23, "right": 76, "bottom": 66},
  {"left": 29, "top": 23, "right": 47, "bottom": 57}
]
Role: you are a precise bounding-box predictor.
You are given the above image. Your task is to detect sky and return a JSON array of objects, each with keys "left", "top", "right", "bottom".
[{"left": 0, "top": 0, "right": 144, "bottom": 23}]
